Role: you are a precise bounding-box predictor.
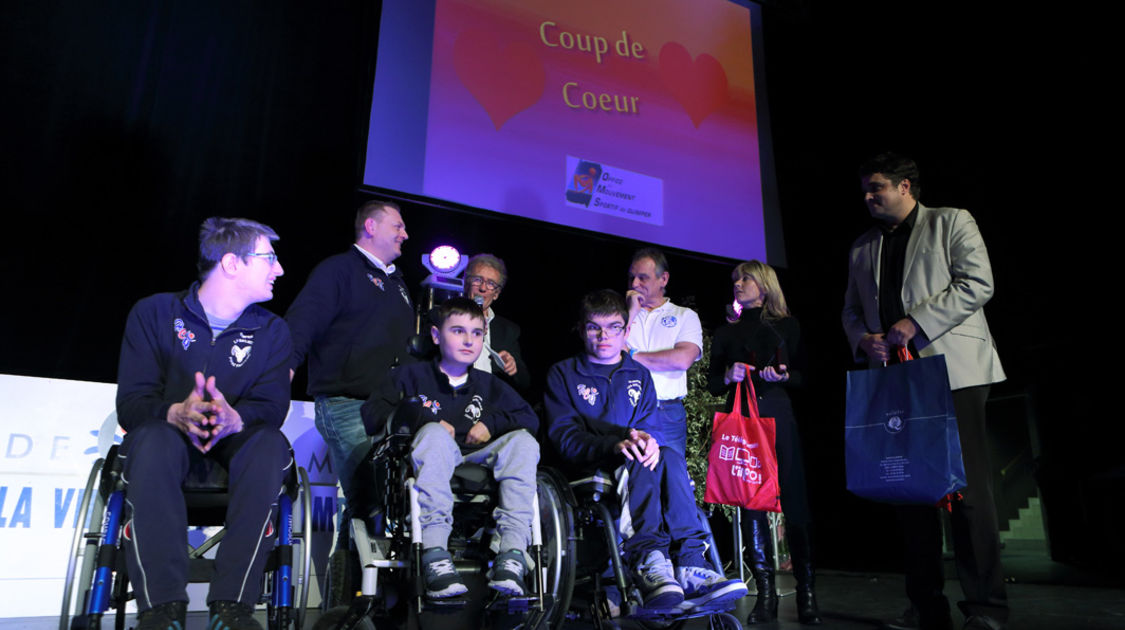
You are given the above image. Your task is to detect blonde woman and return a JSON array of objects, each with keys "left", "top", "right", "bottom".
[{"left": 708, "top": 260, "right": 821, "bottom": 626}]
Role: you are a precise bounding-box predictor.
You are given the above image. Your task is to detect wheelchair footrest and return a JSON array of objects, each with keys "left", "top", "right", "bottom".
[
  {"left": 486, "top": 594, "right": 544, "bottom": 615},
  {"left": 422, "top": 596, "right": 468, "bottom": 610},
  {"left": 629, "top": 597, "right": 738, "bottom": 621}
]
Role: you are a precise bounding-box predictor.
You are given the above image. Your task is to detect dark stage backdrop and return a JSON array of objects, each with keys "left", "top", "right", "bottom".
[{"left": 2, "top": 2, "right": 1109, "bottom": 572}]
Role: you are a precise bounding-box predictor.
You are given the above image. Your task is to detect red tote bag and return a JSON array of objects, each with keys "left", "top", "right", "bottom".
[{"left": 704, "top": 370, "right": 781, "bottom": 512}]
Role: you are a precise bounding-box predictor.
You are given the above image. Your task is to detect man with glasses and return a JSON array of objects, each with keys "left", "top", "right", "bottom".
[
  {"left": 285, "top": 200, "right": 415, "bottom": 540},
  {"left": 115, "top": 217, "right": 294, "bottom": 630},
  {"left": 545, "top": 289, "right": 746, "bottom": 611},
  {"left": 624, "top": 248, "right": 703, "bottom": 455},
  {"left": 463, "top": 253, "right": 530, "bottom": 391}
]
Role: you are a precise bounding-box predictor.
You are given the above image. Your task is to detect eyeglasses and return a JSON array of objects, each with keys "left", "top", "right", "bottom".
[
  {"left": 246, "top": 252, "right": 278, "bottom": 265},
  {"left": 466, "top": 275, "right": 502, "bottom": 292},
  {"left": 585, "top": 322, "right": 626, "bottom": 338}
]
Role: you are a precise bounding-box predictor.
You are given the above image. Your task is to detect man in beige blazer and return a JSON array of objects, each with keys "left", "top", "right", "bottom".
[{"left": 843, "top": 153, "right": 1008, "bottom": 630}]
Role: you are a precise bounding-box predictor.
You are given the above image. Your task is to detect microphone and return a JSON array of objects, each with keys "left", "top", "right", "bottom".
[
  {"left": 724, "top": 303, "right": 739, "bottom": 323},
  {"left": 471, "top": 295, "right": 504, "bottom": 370}
]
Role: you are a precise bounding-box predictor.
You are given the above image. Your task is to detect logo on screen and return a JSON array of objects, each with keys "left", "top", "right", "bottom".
[{"left": 566, "top": 160, "right": 602, "bottom": 207}]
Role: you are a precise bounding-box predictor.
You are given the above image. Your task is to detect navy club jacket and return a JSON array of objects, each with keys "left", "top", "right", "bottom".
[
  {"left": 544, "top": 353, "right": 660, "bottom": 468},
  {"left": 361, "top": 359, "right": 537, "bottom": 453},
  {"left": 116, "top": 283, "right": 293, "bottom": 432}
]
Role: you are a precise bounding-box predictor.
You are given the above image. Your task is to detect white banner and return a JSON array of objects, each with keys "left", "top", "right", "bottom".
[{"left": 0, "top": 374, "right": 338, "bottom": 619}]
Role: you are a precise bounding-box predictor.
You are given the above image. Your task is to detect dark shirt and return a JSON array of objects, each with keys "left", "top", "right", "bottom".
[{"left": 877, "top": 203, "right": 919, "bottom": 334}]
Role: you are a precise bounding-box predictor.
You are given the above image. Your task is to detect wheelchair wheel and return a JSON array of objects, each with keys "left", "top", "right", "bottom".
[
  {"left": 707, "top": 612, "right": 743, "bottom": 630},
  {"left": 59, "top": 456, "right": 106, "bottom": 630},
  {"left": 312, "top": 606, "right": 377, "bottom": 630},
  {"left": 325, "top": 548, "right": 361, "bottom": 608},
  {"left": 536, "top": 469, "right": 576, "bottom": 628}
]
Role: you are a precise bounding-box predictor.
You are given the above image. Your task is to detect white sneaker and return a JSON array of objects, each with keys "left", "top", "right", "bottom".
[
  {"left": 633, "top": 550, "right": 684, "bottom": 609},
  {"left": 676, "top": 565, "right": 749, "bottom": 607}
]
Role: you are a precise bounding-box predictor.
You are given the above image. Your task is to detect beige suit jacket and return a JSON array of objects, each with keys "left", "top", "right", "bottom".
[{"left": 842, "top": 204, "right": 1005, "bottom": 390}]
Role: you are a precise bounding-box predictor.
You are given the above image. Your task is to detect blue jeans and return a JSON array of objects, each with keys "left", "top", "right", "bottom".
[
  {"left": 313, "top": 396, "right": 371, "bottom": 506},
  {"left": 656, "top": 399, "right": 687, "bottom": 456}
]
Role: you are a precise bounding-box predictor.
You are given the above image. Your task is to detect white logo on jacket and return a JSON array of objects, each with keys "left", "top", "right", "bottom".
[
  {"left": 229, "top": 333, "right": 254, "bottom": 367},
  {"left": 230, "top": 344, "right": 251, "bottom": 367},
  {"left": 626, "top": 380, "right": 642, "bottom": 407},
  {"left": 464, "top": 395, "right": 483, "bottom": 422},
  {"left": 577, "top": 384, "right": 599, "bottom": 406}
]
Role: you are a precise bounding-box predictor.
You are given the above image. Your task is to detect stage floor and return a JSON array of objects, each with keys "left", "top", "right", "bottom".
[{"left": 25, "top": 542, "right": 1123, "bottom": 629}]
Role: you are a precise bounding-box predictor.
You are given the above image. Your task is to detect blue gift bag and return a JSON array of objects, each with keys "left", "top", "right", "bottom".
[{"left": 844, "top": 352, "right": 967, "bottom": 505}]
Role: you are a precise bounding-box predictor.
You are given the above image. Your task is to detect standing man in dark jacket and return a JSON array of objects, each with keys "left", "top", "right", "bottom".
[
  {"left": 285, "top": 200, "right": 415, "bottom": 522},
  {"left": 116, "top": 217, "right": 294, "bottom": 630}
]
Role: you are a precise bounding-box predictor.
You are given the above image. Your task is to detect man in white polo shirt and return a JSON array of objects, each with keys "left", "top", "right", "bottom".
[{"left": 625, "top": 248, "right": 703, "bottom": 456}]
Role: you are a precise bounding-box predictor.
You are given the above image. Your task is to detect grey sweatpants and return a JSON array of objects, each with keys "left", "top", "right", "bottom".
[{"left": 411, "top": 423, "right": 540, "bottom": 552}]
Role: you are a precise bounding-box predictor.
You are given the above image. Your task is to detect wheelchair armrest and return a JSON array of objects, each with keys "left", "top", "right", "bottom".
[
  {"left": 389, "top": 396, "right": 423, "bottom": 436},
  {"left": 569, "top": 470, "right": 616, "bottom": 500}
]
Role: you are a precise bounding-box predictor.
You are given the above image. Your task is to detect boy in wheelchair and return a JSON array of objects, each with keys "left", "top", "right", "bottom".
[
  {"left": 361, "top": 297, "right": 540, "bottom": 600},
  {"left": 545, "top": 289, "right": 747, "bottom": 611}
]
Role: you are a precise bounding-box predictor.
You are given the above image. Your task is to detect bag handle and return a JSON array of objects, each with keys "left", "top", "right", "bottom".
[{"left": 731, "top": 364, "right": 761, "bottom": 420}]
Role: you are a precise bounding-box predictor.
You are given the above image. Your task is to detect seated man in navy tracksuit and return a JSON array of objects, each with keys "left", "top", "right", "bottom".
[
  {"left": 361, "top": 297, "right": 540, "bottom": 599},
  {"left": 115, "top": 217, "right": 294, "bottom": 630},
  {"left": 544, "top": 289, "right": 746, "bottom": 610}
]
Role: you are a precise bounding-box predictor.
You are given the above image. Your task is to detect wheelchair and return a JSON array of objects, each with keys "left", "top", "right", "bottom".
[
  {"left": 313, "top": 400, "right": 574, "bottom": 630},
  {"left": 60, "top": 443, "right": 312, "bottom": 630},
  {"left": 556, "top": 469, "right": 744, "bottom": 630}
]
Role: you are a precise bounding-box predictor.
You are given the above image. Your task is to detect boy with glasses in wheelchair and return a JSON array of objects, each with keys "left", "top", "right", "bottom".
[
  {"left": 361, "top": 297, "right": 540, "bottom": 600},
  {"left": 545, "top": 289, "right": 747, "bottom": 612}
]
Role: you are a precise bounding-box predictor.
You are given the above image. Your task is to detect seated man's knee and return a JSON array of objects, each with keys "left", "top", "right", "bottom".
[
  {"left": 241, "top": 424, "right": 289, "bottom": 453},
  {"left": 506, "top": 429, "right": 539, "bottom": 453},
  {"left": 122, "top": 422, "right": 189, "bottom": 467},
  {"left": 124, "top": 421, "right": 187, "bottom": 449}
]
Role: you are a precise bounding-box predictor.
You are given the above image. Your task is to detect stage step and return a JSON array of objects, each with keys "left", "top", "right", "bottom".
[{"left": 1000, "top": 496, "right": 1045, "bottom": 542}]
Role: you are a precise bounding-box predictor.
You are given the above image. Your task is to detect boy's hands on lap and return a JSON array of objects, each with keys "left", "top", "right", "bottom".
[
  {"left": 438, "top": 420, "right": 456, "bottom": 439},
  {"left": 465, "top": 422, "right": 491, "bottom": 445},
  {"left": 616, "top": 428, "right": 660, "bottom": 470}
]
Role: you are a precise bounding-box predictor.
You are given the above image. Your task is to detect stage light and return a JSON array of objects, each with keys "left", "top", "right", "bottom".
[
  {"left": 420, "top": 244, "right": 468, "bottom": 293},
  {"left": 426, "top": 245, "right": 462, "bottom": 274}
]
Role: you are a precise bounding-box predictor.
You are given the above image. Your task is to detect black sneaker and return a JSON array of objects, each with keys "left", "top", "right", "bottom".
[
  {"left": 488, "top": 549, "right": 529, "bottom": 596},
  {"left": 421, "top": 546, "right": 469, "bottom": 598},
  {"left": 135, "top": 601, "right": 186, "bottom": 630},
  {"left": 208, "top": 600, "right": 262, "bottom": 630}
]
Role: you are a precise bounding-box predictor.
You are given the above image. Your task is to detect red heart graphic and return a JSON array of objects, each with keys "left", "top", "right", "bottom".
[
  {"left": 453, "top": 30, "right": 546, "bottom": 130},
  {"left": 658, "top": 42, "right": 729, "bottom": 128}
]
